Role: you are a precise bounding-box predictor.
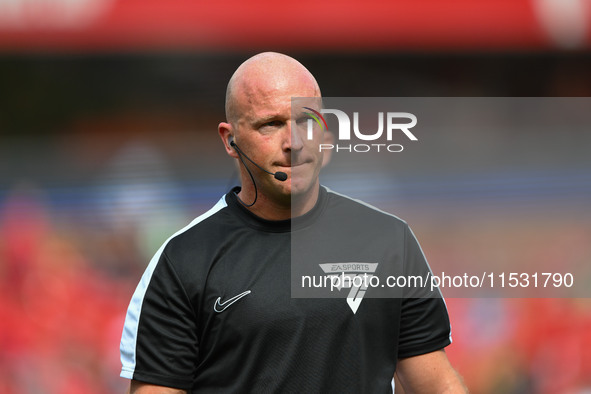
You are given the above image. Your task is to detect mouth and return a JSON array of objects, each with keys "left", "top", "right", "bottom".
[
  {"left": 276, "top": 158, "right": 313, "bottom": 168},
  {"left": 276, "top": 162, "right": 310, "bottom": 173}
]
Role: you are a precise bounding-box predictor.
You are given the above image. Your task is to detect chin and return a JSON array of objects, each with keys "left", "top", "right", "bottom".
[
  {"left": 281, "top": 165, "right": 320, "bottom": 199},
  {"left": 287, "top": 177, "right": 318, "bottom": 199}
]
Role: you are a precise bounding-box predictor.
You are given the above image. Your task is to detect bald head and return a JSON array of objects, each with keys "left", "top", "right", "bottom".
[{"left": 225, "top": 52, "right": 321, "bottom": 124}]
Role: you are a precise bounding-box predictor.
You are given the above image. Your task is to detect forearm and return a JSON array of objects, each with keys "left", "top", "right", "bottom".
[
  {"left": 395, "top": 350, "right": 468, "bottom": 394},
  {"left": 128, "top": 380, "right": 187, "bottom": 394},
  {"left": 437, "top": 368, "right": 468, "bottom": 394}
]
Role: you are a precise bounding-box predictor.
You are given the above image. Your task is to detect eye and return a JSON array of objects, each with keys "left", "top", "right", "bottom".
[
  {"left": 296, "top": 116, "right": 309, "bottom": 126},
  {"left": 259, "top": 120, "right": 284, "bottom": 130},
  {"left": 264, "top": 120, "right": 282, "bottom": 127}
]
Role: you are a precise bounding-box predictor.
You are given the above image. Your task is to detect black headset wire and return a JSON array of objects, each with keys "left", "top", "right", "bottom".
[{"left": 230, "top": 140, "right": 259, "bottom": 207}]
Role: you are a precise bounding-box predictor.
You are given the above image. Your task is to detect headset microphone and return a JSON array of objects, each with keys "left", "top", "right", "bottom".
[
  {"left": 230, "top": 140, "right": 288, "bottom": 181},
  {"left": 229, "top": 138, "right": 288, "bottom": 207}
]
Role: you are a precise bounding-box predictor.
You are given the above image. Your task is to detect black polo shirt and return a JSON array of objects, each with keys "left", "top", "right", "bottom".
[{"left": 120, "top": 186, "right": 451, "bottom": 393}]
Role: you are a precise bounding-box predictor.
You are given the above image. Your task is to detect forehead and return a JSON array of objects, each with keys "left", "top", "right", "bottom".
[{"left": 234, "top": 69, "right": 320, "bottom": 122}]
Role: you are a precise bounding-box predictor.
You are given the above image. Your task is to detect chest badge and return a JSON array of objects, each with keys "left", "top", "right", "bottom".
[{"left": 320, "top": 263, "right": 379, "bottom": 314}]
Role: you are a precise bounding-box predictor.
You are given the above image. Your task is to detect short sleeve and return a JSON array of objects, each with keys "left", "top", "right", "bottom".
[
  {"left": 120, "top": 248, "right": 199, "bottom": 389},
  {"left": 397, "top": 225, "right": 452, "bottom": 359}
]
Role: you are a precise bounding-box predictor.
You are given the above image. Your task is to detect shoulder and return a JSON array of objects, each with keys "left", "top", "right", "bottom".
[
  {"left": 128, "top": 193, "right": 238, "bottom": 308},
  {"left": 149, "top": 194, "right": 234, "bottom": 280},
  {"left": 163, "top": 194, "right": 231, "bottom": 255},
  {"left": 322, "top": 186, "right": 409, "bottom": 228}
]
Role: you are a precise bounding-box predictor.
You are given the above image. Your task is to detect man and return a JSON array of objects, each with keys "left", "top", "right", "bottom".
[{"left": 120, "top": 52, "right": 466, "bottom": 393}]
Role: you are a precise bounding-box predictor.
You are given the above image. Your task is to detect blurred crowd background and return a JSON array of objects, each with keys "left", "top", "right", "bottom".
[{"left": 1, "top": 0, "right": 591, "bottom": 393}]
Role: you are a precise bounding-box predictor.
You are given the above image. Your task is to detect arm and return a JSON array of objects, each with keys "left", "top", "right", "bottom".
[
  {"left": 128, "top": 380, "right": 187, "bottom": 394},
  {"left": 395, "top": 349, "right": 467, "bottom": 394},
  {"left": 120, "top": 250, "right": 199, "bottom": 391}
]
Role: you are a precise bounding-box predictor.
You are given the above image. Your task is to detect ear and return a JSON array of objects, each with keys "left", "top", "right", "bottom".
[
  {"left": 321, "top": 130, "right": 335, "bottom": 168},
  {"left": 218, "top": 122, "right": 239, "bottom": 158}
]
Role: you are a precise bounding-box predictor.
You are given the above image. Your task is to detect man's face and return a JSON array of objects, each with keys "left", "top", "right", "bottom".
[{"left": 231, "top": 72, "right": 325, "bottom": 206}]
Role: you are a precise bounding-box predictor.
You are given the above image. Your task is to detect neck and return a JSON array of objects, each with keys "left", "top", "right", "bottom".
[{"left": 237, "top": 183, "right": 320, "bottom": 221}]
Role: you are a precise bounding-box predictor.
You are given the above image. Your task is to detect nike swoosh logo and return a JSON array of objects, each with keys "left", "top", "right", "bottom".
[{"left": 213, "top": 290, "right": 251, "bottom": 313}]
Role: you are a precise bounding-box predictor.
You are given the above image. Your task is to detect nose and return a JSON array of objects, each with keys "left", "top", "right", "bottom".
[{"left": 284, "top": 119, "right": 304, "bottom": 152}]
